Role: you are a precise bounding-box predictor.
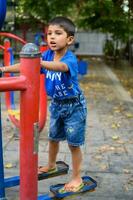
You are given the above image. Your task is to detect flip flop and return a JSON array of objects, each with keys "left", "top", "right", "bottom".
[
  {"left": 38, "top": 166, "right": 57, "bottom": 175},
  {"left": 50, "top": 176, "right": 97, "bottom": 198},
  {"left": 59, "top": 182, "right": 84, "bottom": 194},
  {"left": 38, "top": 161, "right": 69, "bottom": 180}
]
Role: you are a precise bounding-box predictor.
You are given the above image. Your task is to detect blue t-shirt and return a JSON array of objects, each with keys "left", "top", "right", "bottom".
[{"left": 41, "top": 49, "right": 81, "bottom": 99}]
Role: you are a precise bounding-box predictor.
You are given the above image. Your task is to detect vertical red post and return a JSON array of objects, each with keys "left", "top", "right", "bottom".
[
  {"left": 4, "top": 39, "right": 11, "bottom": 107},
  {"left": 39, "top": 43, "right": 48, "bottom": 132},
  {"left": 19, "top": 43, "right": 41, "bottom": 200},
  {"left": 3, "top": 39, "right": 20, "bottom": 127},
  {"left": 4, "top": 39, "right": 10, "bottom": 66}
]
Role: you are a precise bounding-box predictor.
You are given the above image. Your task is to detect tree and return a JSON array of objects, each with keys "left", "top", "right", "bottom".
[
  {"left": 75, "top": 0, "right": 133, "bottom": 58},
  {"left": 15, "top": 0, "right": 78, "bottom": 29},
  {"left": 15, "top": 0, "right": 133, "bottom": 48},
  {"left": 77, "top": 0, "right": 133, "bottom": 42}
]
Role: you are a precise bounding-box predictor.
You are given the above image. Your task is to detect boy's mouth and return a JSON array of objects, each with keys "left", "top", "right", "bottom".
[
  {"left": 50, "top": 41, "right": 56, "bottom": 45},
  {"left": 50, "top": 41, "right": 57, "bottom": 48}
]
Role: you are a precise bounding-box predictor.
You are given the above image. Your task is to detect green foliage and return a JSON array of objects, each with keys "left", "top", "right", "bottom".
[
  {"left": 78, "top": 0, "right": 132, "bottom": 43},
  {"left": 16, "top": 0, "right": 77, "bottom": 27},
  {"left": 103, "top": 40, "right": 115, "bottom": 57},
  {"left": 15, "top": 0, "right": 133, "bottom": 44}
]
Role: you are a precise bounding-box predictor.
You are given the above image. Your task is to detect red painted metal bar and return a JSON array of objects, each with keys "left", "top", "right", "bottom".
[
  {"left": 0, "top": 76, "right": 27, "bottom": 92},
  {"left": 39, "top": 74, "right": 47, "bottom": 131},
  {"left": 4, "top": 39, "right": 10, "bottom": 66},
  {"left": 39, "top": 44, "right": 48, "bottom": 132},
  {"left": 0, "top": 43, "right": 41, "bottom": 200},
  {"left": 0, "top": 32, "right": 26, "bottom": 45},
  {"left": 3, "top": 39, "right": 20, "bottom": 127},
  {"left": 1, "top": 33, "right": 47, "bottom": 132},
  {"left": 19, "top": 44, "right": 41, "bottom": 200}
]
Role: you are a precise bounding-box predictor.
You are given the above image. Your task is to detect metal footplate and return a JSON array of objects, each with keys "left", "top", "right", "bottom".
[
  {"left": 38, "top": 161, "right": 69, "bottom": 180},
  {"left": 49, "top": 176, "right": 97, "bottom": 198}
]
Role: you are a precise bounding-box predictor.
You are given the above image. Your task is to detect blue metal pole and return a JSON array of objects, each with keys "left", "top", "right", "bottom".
[
  {"left": 0, "top": 0, "right": 8, "bottom": 194},
  {"left": 0, "top": 0, "right": 7, "bottom": 30},
  {"left": 8, "top": 48, "right": 15, "bottom": 109},
  {"left": 0, "top": 72, "right": 7, "bottom": 199}
]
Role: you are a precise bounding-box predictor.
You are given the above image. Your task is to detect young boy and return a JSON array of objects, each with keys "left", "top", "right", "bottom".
[{"left": 0, "top": 16, "right": 87, "bottom": 193}]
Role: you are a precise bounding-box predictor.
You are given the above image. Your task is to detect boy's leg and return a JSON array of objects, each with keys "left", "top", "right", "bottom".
[
  {"left": 48, "top": 140, "right": 59, "bottom": 168},
  {"left": 62, "top": 97, "right": 86, "bottom": 191},
  {"left": 38, "top": 140, "right": 59, "bottom": 173},
  {"left": 64, "top": 145, "right": 83, "bottom": 191}
]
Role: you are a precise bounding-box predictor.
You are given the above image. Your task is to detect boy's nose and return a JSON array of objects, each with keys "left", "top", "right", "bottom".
[{"left": 50, "top": 33, "right": 55, "bottom": 38}]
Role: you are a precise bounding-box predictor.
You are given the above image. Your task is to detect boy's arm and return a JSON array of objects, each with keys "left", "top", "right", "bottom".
[
  {"left": 41, "top": 59, "right": 69, "bottom": 72},
  {"left": 0, "top": 63, "right": 20, "bottom": 73}
]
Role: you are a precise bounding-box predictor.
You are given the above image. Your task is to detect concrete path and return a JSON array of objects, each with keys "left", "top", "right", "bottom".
[{"left": 1, "top": 59, "right": 133, "bottom": 200}]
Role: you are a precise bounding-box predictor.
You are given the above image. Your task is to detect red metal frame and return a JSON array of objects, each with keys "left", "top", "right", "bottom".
[
  {"left": 39, "top": 44, "right": 48, "bottom": 131},
  {"left": 20, "top": 55, "right": 40, "bottom": 200},
  {"left": 0, "top": 45, "right": 41, "bottom": 200},
  {"left": 0, "top": 32, "right": 26, "bottom": 45},
  {"left": 0, "top": 32, "right": 47, "bottom": 131},
  {"left": 3, "top": 39, "right": 20, "bottom": 127}
]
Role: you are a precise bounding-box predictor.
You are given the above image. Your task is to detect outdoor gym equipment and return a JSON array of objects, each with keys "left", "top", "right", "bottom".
[
  {"left": 0, "top": 43, "right": 97, "bottom": 200},
  {"left": 35, "top": 32, "right": 45, "bottom": 46},
  {"left": 0, "top": 72, "right": 6, "bottom": 199},
  {"left": 0, "top": 32, "right": 47, "bottom": 132},
  {"left": 0, "top": 1, "right": 97, "bottom": 198},
  {"left": 0, "top": 43, "right": 44, "bottom": 200},
  {"left": 0, "top": 43, "right": 69, "bottom": 200},
  {"left": 0, "top": 43, "right": 41, "bottom": 199}
]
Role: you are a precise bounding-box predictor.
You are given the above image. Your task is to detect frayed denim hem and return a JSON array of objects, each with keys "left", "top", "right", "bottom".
[
  {"left": 67, "top": 141, "right": 85, "bottom": 147},
  {"left": 48, "top": 137, "right": 66, "bottom": 142}
]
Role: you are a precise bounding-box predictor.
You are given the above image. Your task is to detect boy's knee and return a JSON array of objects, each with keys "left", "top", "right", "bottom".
[
  {"left": 68, "top": 144, "right": 80, "bottom": 151},
  {"left": 49, "top": 140, "right": 59, "bottom": 145}
]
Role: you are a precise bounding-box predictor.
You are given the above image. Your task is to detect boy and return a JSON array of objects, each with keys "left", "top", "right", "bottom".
[{"left": 0, "top": 16, "right": 87, "bottom": 193}]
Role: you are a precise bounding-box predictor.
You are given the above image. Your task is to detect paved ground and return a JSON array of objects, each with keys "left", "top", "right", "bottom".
[{"left": 1, "top": 59, "right": 133, "bottom": 200}]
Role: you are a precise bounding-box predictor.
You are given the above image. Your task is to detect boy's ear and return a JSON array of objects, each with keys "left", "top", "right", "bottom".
[{"left": 67, "top": 36, "right": 75, "bottom": 45}]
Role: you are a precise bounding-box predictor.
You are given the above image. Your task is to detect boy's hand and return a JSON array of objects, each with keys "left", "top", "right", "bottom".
[
  {"left": 0, "top": 67, "right": 6, "bottom": 73},
  {"left": 0, "top": 67, "right": 3, "bottom": 77},
  {"left": 40, "top": 58, "right": 44, "bottom": 67}
]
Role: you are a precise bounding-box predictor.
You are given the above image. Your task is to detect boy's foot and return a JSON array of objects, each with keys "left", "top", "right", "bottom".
[
  {"left": 59, "top": 178, "right": 83, "bottom": 193},
  {"left": 38, "top": 166, "right": 57, "bottom": 174}
]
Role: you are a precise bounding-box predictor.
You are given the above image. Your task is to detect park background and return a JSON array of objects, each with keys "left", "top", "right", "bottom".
[
  {"left": 0, "top": 0, "right": 133, "bottom": 200},
  {"left": 1, "top": 0, "right": 133, "bottom": 60}
]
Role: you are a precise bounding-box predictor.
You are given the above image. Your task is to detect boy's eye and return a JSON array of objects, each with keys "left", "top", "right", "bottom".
[
  {"left": 55, "top": 32, "right": 62, "bottom": 35},
  {"left": 47, "top": 31, "right": 63, "bottom": 36}
]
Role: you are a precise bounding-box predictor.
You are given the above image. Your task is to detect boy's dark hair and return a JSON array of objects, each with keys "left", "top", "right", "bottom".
[{"left": 48, "top": 16, "right": 75, "bottom": 36}]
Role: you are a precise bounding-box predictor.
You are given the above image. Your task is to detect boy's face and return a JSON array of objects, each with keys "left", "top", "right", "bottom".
[{"left": 47, "top": 25, "right": 74, "bottom": 51}]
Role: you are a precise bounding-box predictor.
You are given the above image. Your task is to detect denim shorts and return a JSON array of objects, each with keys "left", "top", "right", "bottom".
[{"left": 48, "top": 93, "right": 87, "bottom": 146}]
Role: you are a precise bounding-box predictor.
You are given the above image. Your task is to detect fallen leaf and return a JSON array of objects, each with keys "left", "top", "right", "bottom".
[
  {"left": 5, "top": 163, "right": 13, "bottom": 168},
  {"left": 123, "top": 169, "right": 130, "bottom": 174},
  {"left": 111, "top": 123, "right": 120, "bottom": 129},
  {"left": 125, "top": 113, "right": 133, "bottom": 118},
  {"left": 100, "top": 164, "right": 108, "bottom": 170},
  {"left": 112, "top": 135, "right": 119, "bottom": 140},
  {"left": 124, "top": 184, "right": 129, "bottom": 192}
]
